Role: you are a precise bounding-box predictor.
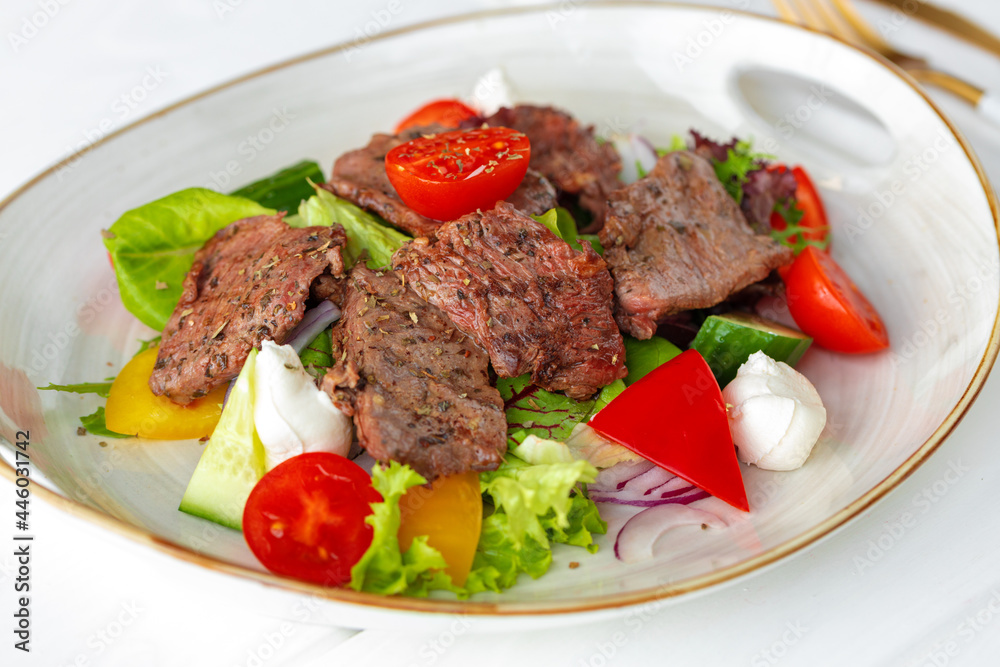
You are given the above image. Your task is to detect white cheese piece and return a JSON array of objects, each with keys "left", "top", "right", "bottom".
[
  {"left": 253, "top": 339, "right": 352, "bottom": 471},
  {"left": 722, "top": 351, "right": 826, "bottom": 471}
]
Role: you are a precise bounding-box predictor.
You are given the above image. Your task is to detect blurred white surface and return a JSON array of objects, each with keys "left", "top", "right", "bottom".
[{"left": 2, "top": 1, "right": 1000, "bottom": 665}]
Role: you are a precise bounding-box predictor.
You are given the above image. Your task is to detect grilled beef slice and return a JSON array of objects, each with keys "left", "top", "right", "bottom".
[
  {"left": 483, "top": 105, "right": 622, "bottom": 228},
  {"left": 150, "top": 215, "right": 346, "bottom": 404},
  {"left": 599, "top": 151, "right": 794, "bottom": 340},
  {"left": 326, "top": 126, "right": 557, "bottom": 237},
  {"left": 392, "top": 201, "right": 626, "bottom": 399},
  {"left": 321, "top": 265, "right": 506, "bottom": 481}
]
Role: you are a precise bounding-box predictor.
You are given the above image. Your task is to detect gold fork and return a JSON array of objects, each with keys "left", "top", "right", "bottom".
[{"left": 772, "top": 0, "right": 1000, "bottom": 125}]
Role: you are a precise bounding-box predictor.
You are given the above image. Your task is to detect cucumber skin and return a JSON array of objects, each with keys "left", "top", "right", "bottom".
[
  {"left": 178, "top": 351, "right": 265, "bottom": 530},
  {"left": 690, "top": 314, "right": 812, "bottom": 388}
]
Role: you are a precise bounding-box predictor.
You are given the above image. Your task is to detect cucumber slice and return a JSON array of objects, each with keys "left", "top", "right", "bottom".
[
  {"left": 230, "top": 160, "right": 324, "bottom": 214},
  {"left": 179, "top": 350, "right": 265, "bottom": 530},
  {"left": 690, "top": 312, "right": 812, "bottom": 388}
]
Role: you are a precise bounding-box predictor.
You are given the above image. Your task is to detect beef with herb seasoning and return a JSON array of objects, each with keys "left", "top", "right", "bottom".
[
  {"left": 481, "top": 105, "right": 622, "bottom": 229},
  {"left": 325, "top": 126, "right": 557, "bottom": 237},
  {"left": 599, "top": 151, "right": 794, "bottom": 340},
  {"left": 392, "top": 201, "right": 626, "bottom": 400},
  {"left": 150, "top": 215, "right": 346, "bottom": 404},
  {"left": 321, "top": 264, "right": 506, "bottom": 481}
]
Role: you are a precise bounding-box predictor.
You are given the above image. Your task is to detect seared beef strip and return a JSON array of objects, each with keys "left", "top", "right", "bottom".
[
  {"left": 326, "top": 126, "right": 557, "bottom": 237},
  {"left": 483, "top": 105, "right": 622, "bottom": 228},
  {"left": 321, "top": 265, "right": 506, "bottom": 481},
  {"left": 599, "top": 151, "right": 793, "bottom": 340},
  {"left": 392, "top": 202, "right": 626, "bottom": 399},
  {"left": 150, "top": 215, "right": 346, "bottom": 404}
]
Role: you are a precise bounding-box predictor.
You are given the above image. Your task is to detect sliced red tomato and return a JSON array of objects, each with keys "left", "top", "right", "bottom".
[
  {"left": 395, "top": 99, "right": 478, "bottom": 133},
  {"left": 589, "top": 350, "right": 749, "bottom": 512},
  {"left": 242, "top": 453, "right": 382, "bottom": 586},
  {"left": 385, "top": 126, "right": 531, "bottom": 222},
  {"left": 768, "top": 165, "right": 830, "bottom": 251},
  {"left": 783, "top": 246, "right": 889, "bottom": 353}
]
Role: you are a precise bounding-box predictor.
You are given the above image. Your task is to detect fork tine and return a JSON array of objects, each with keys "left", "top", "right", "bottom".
[
  {"left": 786, "top": 0, "right": 827, "bottom": 31},
  {"left": 812, "top": 0, "right": 866, "bottom": 44},
  {"left": 829, "top": 0, "right": 897, "bottom": 54},
  {"left": 771, "top": 0, "right": 802, "bottom": 25}
]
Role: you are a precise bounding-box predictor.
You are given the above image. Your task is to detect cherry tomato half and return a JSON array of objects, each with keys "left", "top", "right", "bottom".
[
  {"left": 395, "top": 99, "right": 478, "bottom": 133},
  {"left": 385, "top": 127, "right": 531, "bottom": 222},
  {"left": 783, "top": 246, "right": 889, "bottom": 353},
  {"left": 769, "top": 165, "right": 830, "bottom": 249},
  {"left": 243, "top": 453, "right": 382, "bottom": 587},
  {"left": 398, "top": 471, "right": 482, "bottom": 586}
]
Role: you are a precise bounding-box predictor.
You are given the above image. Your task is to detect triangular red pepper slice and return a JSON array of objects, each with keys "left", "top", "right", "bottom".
[{"left": 589, "top": 349, "right": 749, "bottom": 512}]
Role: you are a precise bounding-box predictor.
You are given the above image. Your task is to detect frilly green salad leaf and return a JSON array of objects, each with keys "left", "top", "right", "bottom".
[
  {"left": 298, "top": 187, "right": 410, "bottom": 269},
  {"left": 103, "top": 188, "right": 274, "bottom": 330},
  {"left": 479, "top": 456, "right": 599, "bottom": 550},
  {"left": 349, "top": 462, "right": 460, "bottom": 597},
  {"left": 464, "top": 454, "right": 605, "bottom": 594}
]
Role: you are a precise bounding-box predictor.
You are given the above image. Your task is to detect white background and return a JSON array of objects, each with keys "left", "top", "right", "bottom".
[{"left": 3, "top": 1, "right": 1000, "bottom": 665}]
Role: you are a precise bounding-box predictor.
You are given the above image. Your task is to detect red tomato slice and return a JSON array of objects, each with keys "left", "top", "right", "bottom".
[
  {"left": 784, "top": 246, "right": 889, "bottom": 353},
  {"left": 243, "top": 453, "right": 382, "bottom": 586},
  {"left": 395, "top": 99, "right": 478, "bottom": 133},
  {"left": 769, "top": 165, "right": 830, "bottom": 250},
  {"left": 385, "top": 127, "right": 531, "bottom": 222},
  {"left": 589, "top": 350, "right": 749, "bottom": 512}
]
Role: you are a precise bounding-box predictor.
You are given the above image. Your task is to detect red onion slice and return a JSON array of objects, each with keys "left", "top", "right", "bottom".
[
  {"left": 284, "top": 300, "right": 341, "bottom": 354},
  {"left": 592, "top": 460, "right": 655, "bottom": 492},
  {"left": 614, "top": 504, "right": 728, "bottom": 563},
  {"left": 590, "top": 489, "right": 709, "bottom": 508},
  {"left": 610, "top": 134, "right": 659, "bottom": 184}
]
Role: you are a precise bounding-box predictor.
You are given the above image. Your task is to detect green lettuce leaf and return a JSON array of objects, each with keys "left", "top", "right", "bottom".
[
  {"left": 497, "top": 374, "right": 597, "bottom": 448},
  {"left": 593, "top": 379, "right": 626, "bottom": 413},
  {"left": 710, "top": 139, "right": 772, "bottom": 205},
  {"left": 463, "top": 513, "right": 552, "bottom": 594},
  {"left": 349, "top": 462, "right": 460, "bottom": 597},
  {"left": 298, "top": 328, "right": 334, "bottom": 380},
  {"left": 229, "top": 160, "right": 324, "bottom": 213},
  {"left": 104, "top": 188, "right": 274, "bottom": 330},
  {"left": 540, "top": 491, "right": 606, "bottom": 553},
  {"left": 623, "top": 335, "right": 681, "bottom": 385},
  {"left": 479, "top": 456, "right": 599, "bottom": 550},
  {"left": 38, "top": 381, "right": 113, "bottom": 398},
  {"left": 80, "top": 407, "right": 128, "bottom": 439},
  {"left": 298, "top": 188, "right": 410, "bottom": 269}
]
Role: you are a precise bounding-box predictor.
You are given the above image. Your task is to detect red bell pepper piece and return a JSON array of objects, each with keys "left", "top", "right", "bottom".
[{"left": 589, "top": 349, "right": 749, "bottom": 512}]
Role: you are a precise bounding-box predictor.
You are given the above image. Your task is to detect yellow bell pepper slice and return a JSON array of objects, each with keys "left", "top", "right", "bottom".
[
  {"left": 105, "top": 347, "right": 228, "bottom": 439},
  {"left": 398, "top": 471, "right": 482, "bottom": 586}
]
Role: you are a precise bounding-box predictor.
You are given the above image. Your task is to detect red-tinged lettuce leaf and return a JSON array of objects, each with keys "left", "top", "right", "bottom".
[{"left": 497, "top": 374, "right": 597, "bottom": 448}]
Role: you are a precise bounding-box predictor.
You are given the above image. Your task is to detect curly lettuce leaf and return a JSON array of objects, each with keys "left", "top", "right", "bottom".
[
  {"left": 298, "top": 187, "right": 410, "bottom": 269},
  {"left": 479, "top": 456, "right": 599, "bottom": 550},
  {"left": 463, "top": 513, "right": 552, "bottom": 594},
  {"left": 104, "top": 188, "right": 274, "bottom": 330},
  {"left": 349, "top": 462, "right": 460, "bottom": 597}
]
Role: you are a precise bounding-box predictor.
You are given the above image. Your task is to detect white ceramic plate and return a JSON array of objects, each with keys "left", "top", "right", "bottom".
[{"left": 1, "top": 3, "right": 998, "bottom": 629}]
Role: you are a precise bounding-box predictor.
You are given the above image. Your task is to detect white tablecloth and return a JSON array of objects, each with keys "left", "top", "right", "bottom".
[{"left": 3, "top": 1, "right": 1000, "bottom": 664}]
